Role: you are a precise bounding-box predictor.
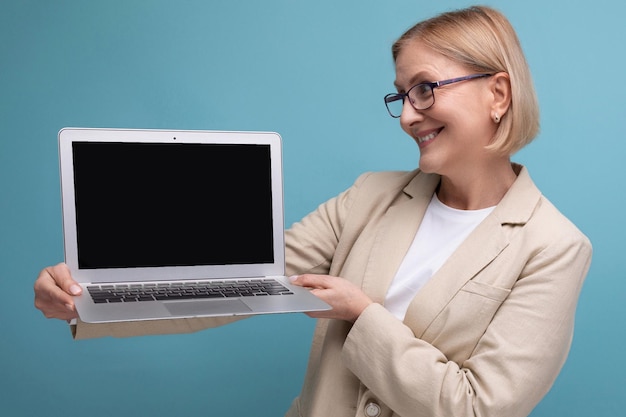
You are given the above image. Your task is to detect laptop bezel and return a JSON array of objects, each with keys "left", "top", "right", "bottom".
[{"left": 58, "top": 127, "right": 286, "bottom": 284}]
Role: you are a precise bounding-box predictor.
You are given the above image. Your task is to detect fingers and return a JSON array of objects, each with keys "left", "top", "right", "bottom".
[
  {"left": 33, "top": 262, "right": 81, "bottom": 320},
  {"left": 289, "top": 274, "right": 373, "bottom": 322},
  {"left": 289, "top": 274, "right": 331, "bottom": 289}
]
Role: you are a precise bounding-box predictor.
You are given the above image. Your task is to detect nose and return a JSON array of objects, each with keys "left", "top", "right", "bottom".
[{"left": 399, "top": 99, "right": 425, "bottom": 126}]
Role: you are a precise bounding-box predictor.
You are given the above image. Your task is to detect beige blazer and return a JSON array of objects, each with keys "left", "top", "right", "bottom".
[{"left": 72, "top": 165, "right": 592, "bottom": 417}]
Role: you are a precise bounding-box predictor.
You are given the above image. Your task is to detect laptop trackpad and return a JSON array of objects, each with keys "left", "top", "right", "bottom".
[{"left": 164, "top": 299, "right": 252, "bottom": 316}]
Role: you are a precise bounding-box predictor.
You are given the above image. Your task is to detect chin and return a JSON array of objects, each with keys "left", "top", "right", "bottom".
[
  {"left": 417, "top": 159, "right": 438, "bottom": 174},
  {"left": 418, "top": 165, "right": 434, "bottom": 174}
]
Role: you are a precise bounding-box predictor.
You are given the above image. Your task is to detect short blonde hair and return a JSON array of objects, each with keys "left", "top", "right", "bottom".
[{"left": 392, "top": 6, "right": 539, "bottom": 155}]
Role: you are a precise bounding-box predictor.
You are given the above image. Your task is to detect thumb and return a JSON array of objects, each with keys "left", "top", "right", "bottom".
[{"left": 49, "top": 263, "right": 82, "bottom": 295}]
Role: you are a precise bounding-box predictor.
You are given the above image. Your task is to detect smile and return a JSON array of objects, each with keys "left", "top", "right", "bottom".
[{"left": 417, "top": 128, "right": 442, "bottom": 144}]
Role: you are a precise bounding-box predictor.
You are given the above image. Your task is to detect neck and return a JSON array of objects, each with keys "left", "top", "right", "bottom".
[{"left": 436, "top": 160, "right": 517, "bottom": 210}]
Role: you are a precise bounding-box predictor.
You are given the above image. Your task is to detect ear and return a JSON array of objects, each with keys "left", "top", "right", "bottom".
[{"left": 490, "top": 72, "right": 511, "bottom": 122}]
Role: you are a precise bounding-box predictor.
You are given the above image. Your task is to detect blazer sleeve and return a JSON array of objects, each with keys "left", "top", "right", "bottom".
[
  {"left": 284, "top": 173, "right": 368, "bottom": 277},
  {"left": 70, "top": 315, "right": 244, "bottom": 339},
  {"left": 342, "top": 223, "right": 592, "bottom": 417}
]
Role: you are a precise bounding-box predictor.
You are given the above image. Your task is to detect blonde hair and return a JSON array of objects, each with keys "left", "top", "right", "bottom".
[{"left": 392, "top": 6, "right": 539, "bottom": 155}]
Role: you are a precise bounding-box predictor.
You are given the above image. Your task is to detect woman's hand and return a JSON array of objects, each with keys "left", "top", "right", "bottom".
[
  {"left": 289, "top": 274, "right": 373, "bottom": 322},
  {"left": 33, "top": 262, "right": 82, "bottom": 320}
]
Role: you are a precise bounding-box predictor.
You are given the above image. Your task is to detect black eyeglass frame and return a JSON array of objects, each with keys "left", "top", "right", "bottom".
[{"left": 383, "top": 73, "right": 493, "bottom": 118}]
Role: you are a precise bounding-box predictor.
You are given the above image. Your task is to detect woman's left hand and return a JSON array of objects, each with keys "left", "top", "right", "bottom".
[{"left": 289, "top": 274, "right": 373, "bottom": 322}]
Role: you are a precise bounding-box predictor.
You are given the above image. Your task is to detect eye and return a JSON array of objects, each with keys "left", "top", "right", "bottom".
[{"left": 414, "top": 83, "right": 433, "bottom": 98}]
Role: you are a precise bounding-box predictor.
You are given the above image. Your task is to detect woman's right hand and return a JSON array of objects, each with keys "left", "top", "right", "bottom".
[{"left": 34, "top": 262, "right": 82, "bottom": 320}]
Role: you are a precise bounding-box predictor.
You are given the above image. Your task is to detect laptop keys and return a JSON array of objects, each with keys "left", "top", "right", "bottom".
[{"left": 86, "top": 279, "right": 293, "bottom": 303}]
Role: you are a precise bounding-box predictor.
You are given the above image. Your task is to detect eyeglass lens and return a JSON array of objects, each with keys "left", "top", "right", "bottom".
[{"left": 385, "top": 84, "right": 435, "bottom": 117}]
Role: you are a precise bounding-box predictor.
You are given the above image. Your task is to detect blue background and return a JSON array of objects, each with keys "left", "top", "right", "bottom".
[{"left": 1, "top": 1, "right": 624, "bottom": 416}]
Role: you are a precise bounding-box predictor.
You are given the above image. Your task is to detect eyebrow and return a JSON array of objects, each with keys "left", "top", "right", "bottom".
[{"left": 393, "top": 71, "right": 436, "bottom": 91}]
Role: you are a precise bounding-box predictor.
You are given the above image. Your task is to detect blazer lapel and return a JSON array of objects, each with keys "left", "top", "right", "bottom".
[
  {"left": 360, "top": 171, "right": 440, "bottom": 304},
  {"left": 401, "top": 164, "right": 541, "bottom": 336},
  {"left": 402, "top": 214, "right": 509, "bottom": 336}
]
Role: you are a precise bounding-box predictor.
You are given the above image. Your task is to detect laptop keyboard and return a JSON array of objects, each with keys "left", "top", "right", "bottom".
[{"left": 86, "top": 279, "right": 293, "bottom": 304}]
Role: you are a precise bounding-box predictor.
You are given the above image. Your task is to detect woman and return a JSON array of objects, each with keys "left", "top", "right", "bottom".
[{"left": 35, "top": 6, "right": 592, "bottom": 417}]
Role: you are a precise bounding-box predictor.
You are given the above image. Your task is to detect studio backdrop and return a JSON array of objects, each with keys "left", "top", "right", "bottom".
[{"left": 0, "top": 1, "right": 623, "bottom": 416}]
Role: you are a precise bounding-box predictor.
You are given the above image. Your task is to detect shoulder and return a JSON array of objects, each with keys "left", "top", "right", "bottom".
[
  {"left": 332, "top": 169, "right": 423, "bottom": 217},
  {"left": 352, "top": 169, "right": 420, "bottom": 190},
  {"left": 501, "top": 164, "right": 591, "bottom": 252},
  {"left": 348, "top": 169, "right": 430, "bottom": 202},
  {"left": 532, "top": 195, "right": 592, "bottom": 251}
]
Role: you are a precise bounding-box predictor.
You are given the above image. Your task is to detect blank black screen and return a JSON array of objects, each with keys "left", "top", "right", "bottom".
[{"left": 72, "top": 141, "right": 274, "bottom": 269}]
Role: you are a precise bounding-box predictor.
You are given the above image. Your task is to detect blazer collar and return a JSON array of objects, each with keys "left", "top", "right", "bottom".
[
  {"left": 401, "top": 164, "right": 540, "bottom": 224},
  {"left": 361, "top": 164, "right": 542, "bottom": 335}
]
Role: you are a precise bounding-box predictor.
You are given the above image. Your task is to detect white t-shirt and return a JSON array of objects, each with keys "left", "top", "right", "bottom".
[{"left": 385, "top": 193, "right": 495, "bottom": 320}]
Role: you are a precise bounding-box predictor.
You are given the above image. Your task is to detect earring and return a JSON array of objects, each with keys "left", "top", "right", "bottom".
[{"left": 493, "top": 113, "right": 500, "bottom": 123}]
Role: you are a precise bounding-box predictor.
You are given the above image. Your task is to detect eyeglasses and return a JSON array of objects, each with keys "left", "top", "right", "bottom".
[{"left": 383, "top": 73, "right": 493, "bottom": 118}]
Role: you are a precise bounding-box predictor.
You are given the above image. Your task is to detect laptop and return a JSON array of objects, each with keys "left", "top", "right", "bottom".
[{"left": 58, "top": 127, "right": 330, "bottom": 323}]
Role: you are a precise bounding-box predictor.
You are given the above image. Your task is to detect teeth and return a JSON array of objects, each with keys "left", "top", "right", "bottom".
[{"left": 417, "top": 131, "right": 438, "bottom": 143}]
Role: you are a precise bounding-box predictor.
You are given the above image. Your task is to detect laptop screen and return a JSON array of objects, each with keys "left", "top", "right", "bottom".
[{"left": 71, "top": 141, "right": 274, "bottom": 269}]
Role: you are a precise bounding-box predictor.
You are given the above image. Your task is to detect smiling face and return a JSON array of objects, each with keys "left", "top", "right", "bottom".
[{"left": 394, "top": 40, "right": 501, "bottom": 178}]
